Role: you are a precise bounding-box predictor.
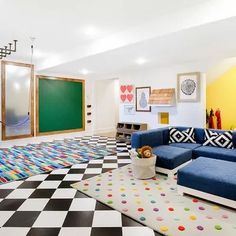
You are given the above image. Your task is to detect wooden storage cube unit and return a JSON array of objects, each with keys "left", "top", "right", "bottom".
[{"left": 116, "top": 122, "right": 147, "bottom": 142}]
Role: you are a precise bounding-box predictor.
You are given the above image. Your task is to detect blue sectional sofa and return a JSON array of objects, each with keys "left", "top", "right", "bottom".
[
  {"left": 132, "top": 126, "right": 236, "bottom": 161},
  {"left": 131, "top": 126, "right": 236, "bottom": 176}
]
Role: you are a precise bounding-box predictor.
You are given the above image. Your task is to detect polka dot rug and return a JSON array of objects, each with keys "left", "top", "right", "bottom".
[{"left": 72, "top": 164, "right": 236, "bottom": 236}]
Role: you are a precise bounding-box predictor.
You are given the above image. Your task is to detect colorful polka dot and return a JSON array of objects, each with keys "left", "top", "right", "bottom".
[
  {"left": 153, "top": 208, "right": 159, "bottom": 212},
  {"left": 178, "top": 225, "right": 185, "bottom": 231},
  {"left": 168, "top": 207, "right": 174, "bottom": 211},
  {"left": 150, "top": 200, "right": 156, "bottom": 204},
  {"left": 122, "top": 208, "right": 128, "bottom": 212},
  {"left": 107, "top": 200, "right": 113, "bottom": 204},
  {"left": 107, "top": 194, "right": 112, "bottom": 197},
  {"left": 215, "top": 225, "right": 222, "bottom": 230},
  {"left": 95, "top": 188, "right": 100, "bottom": 191},
  {"left": 199, "top": 206, "right": 205, "bottom": 210},
  {"left": 156, "top": 217, "right": 163, "bottom": 221},
  {"left": 189, "top": 215, "right": 197, "bottom": 220},
  {"left": 222, "top": 214, "right": 228, "bottom": 219},
  {"left": 140, "top": 216, "right": 146, "bottom": 221},
  {"left": 138, "top": 208, "right": 144, "bottom": 212},
  {"left": 192, "top": 198, "right": 198, "bottom": 203},
  {"left": 184, "top": 207, "right": 190, "bottom": 211},
  {"left": 212, "top": 205, "right": 220, "bottom": 210},
  {"left": 121, "top": 194, "right": 126, "bottom": 197},
  {"left": 121, "top": 200, "right": 127, "bottom": 204},
  {"left": 160, "top": 226, "right": 168, "bottom": 232},
  {"left": 161, "top": 193, "right": 166, "bottom": 196},
  {"left": 145, "top": 187, "right": 150, "bottom": 191},
  {"left": 197, "top": 225, "right": 204, "bottom": 231}
]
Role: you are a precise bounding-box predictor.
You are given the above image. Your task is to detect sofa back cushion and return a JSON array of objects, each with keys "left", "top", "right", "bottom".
[
  {"left": 203, "top": 129, "right": 234, "bottom": 149},
  {"left": 169, "top": 127, "right": 196, "bottom": 143}
]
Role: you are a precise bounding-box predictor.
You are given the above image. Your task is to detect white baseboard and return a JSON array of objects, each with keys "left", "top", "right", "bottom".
[{"left": 177, "top": 185, "right": 236, "bottom": 209}]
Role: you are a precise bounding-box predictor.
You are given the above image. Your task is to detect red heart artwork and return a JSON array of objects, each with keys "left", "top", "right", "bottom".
[
  {"left": 120, "top": 85, "right": 127, "bottom": 93},
  {"left": 120, "top": 94, "right": 127, "bottom": 102},
  {"left": 127, "top": 85, "right": 133, "bottom": 93},
  {"left": 127, "top": 94, "right": 133, "bottom": 102}
]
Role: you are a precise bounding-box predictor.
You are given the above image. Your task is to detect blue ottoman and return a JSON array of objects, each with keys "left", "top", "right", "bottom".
[
  {"left": 153, "top": 145, "right": 192, "bottom": 177},
  {"left": 177, "top": 157, "right": 236, "bottom": 208}
]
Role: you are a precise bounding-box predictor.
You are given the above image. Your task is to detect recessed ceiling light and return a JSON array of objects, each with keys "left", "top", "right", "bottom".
[
  {"left": 135, "top": 58, "right": 147, "bottom": 65},
  {"left": 80, "top": 69, "right": 89, "bottom": 75},
  {"left": 84, "top": 26, "right": 99, "bottom": 36}
]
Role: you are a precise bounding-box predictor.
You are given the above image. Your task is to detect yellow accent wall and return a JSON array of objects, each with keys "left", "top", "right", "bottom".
[{"left": 207, "top": 66, "right": 236, "bottom": 130}]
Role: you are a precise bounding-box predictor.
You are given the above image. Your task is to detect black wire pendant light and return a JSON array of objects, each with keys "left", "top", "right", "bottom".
[{"left": 0, "top": 40, "right": 17, "bottom": 59}]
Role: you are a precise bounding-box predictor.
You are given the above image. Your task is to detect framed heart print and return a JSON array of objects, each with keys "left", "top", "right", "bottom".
[
  {"left": 120, "top": 84, "right": 134, "bottom": 103},
  {"left": 135, "top": 87, "right": 151, "bottom": 112}
]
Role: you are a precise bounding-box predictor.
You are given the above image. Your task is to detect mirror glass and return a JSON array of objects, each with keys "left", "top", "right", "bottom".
[{"left": 2, "top": 62, "right": 33, "bottom": 139}]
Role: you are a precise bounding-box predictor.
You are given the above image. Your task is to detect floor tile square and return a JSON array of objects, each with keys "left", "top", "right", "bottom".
[
  {"left": 17, "top": 199, "right": 49, "bottom": 211},
  {"left": 6, "top": 189, "right": 34, "bottom": 199},
  {"left": 63, "top": 174, "right": 83, "bottom": 181},
  {"left": 63, "top": 211, "right": 94, "bottom": 227},
  {"left": 4, "top": 211, "right": 41, "bottom": 227},
  {"left": 118, "top": 159, "right": 132, "bottom": 164},
  {"left": 27, "top": 228, "right": 61, "bottom": 236},
  {"left": 50, "top": 168, "right": 70, "bottom": 175},
  {"left": 82, "top": 174, "right": 99, "bottom": 180},
  {"left": 44, "top": 199, "right": 72, "bottom": 211},
  {"left": 88, "top": 159, "right": 104, "bottom": 164},
  {"left": 58, "top": 181, "right": 77, "bottom": 188},
  {"left": 71, "top": 163, "right": 88, "bottom": 169},
  {"left": 92, "top": 210, "right": 122, "bottom": 227},
  {"left": 84, "top": 168, "right": 102, "bottom": 174},
  {"left": 37, "top": 181, "right": 61, "bottom": 189},
  {"left": 29, "top": 189, "right": 56, "bottom": 198},
  {"left": 95, "top": 201, "right": 113, "bottom": 211},
  {"left": 0, "top": 199, "right": 25, "bottom": 211},
  {"left": 69, "top": 198, "right": 96, "bottom": 211},
  {"left": 68, "top": 169, "right": 85, "bottom": 174},
  {"left": 74, "top": 191, "right": 89, "bottom": 198},
  {"left": 0, "top": 227, "right": 30, "bottom": 236},
  {"left": 0, "top": 181, "right": 23, "bottom": 189},
  {"left": 26, "top": 174, "right": 48, "bottom": 181},
  {"left": 87, "top": 163, "right": 103, "bottom": 168},
  {"left": 102, "top": 163, "right": 118, "bottom": 169},
  {"left": 91, "top": 227, "right": 122, "bottom": 236},
  {"left": 0, "top": 189, "right": 14, "bottom": 198},
  {"left": 46, "top": 174, "right": 66, "bottom": 181},
  {"left": 18, "top": 181, "right": 41, "bottom": 189},
  {"left": 33, "top": 211, "right": 67, "bottom": 227},
  {"left": 0, "top": 211, "right": 15, "bottom": 227},
  {"left": 122, "top": 227, "right": 156, "bottom": 236},
  {"left": 121, "top": 215, "right": 143, "bottom": 227},
  {"left": 104, "top": 156, "right": 117, "bottom": 160},
  {"left": 59, "top": 227, "right": 91, "bottom": 236},
  {"left": 51, "top": 188, "right": 76, "bottom": 199}
]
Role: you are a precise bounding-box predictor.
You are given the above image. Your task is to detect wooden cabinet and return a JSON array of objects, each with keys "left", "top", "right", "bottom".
[{"left": 116, "top": 122, "right": 147, "bottom": 142}]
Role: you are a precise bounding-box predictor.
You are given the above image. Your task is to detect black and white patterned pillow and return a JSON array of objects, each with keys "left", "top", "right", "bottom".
[
  {"left": 203, "top": 129, "right": 234, "bottom": 149},
  {"left": 169, "top": 127, "right": 196, "bottom": 143}
]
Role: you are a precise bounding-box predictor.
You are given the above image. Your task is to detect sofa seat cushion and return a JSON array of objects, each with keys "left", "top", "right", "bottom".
[
  {"left": 177, "top": 157, "right": 236, "bottom": 201},
  {"left": 153, "top": 145, "right": 192, "bottom": 170},
  {"left": 193, "top": 146, "right": 236, "bottom": 162},
  {"left": 169, "top": 143, "right": 201, "bottom": 150}
]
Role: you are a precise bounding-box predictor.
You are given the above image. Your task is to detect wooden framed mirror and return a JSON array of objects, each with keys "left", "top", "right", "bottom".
[{"left": 1, "top": 61, "right": 34, "bottom": 140}]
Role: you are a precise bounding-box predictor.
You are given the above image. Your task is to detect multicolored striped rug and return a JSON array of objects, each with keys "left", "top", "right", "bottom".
[{"left": 0, "top": 138, "right": 115, "bottom": 184}]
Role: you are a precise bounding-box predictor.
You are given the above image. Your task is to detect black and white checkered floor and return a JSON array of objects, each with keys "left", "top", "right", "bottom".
[{"left": 0, "top": 136, "right": 162, "bottom": 236}]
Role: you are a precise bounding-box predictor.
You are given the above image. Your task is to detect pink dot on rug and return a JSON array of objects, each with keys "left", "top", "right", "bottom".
[
  {"left": 222, "top": 215, "right": 228, "bottom": 219},
  {"left": 138, "top": 208, "right": 144, "bottom": 212},
  {"left": 122, "top": 208, "right": 128, "bottom": 212},
  {"left": 134, "top": 194, "right": 139, "bottom": 197},
  {"left": 156, "top": 217, "right": 163, "bottom": 221},
  {"left": 197, "top": 225, "right": 204, "bottom": 231},
  {"left": 178, "top": 226, "right": 185, "bottom": 231},
  {"left": 168, "top": 207, "right": 174, "bottom": 211},
  {"left": 206, "top": 216, "right": 213, "bottom": 219}
]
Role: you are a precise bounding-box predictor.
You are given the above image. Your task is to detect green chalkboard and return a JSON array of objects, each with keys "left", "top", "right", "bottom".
[{"left": 38, "top": 77, "right": 84, "bottom": 133}]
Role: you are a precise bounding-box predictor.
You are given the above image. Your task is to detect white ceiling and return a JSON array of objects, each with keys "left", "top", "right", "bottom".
[{"left": 1, "top": 0, "right": 236, "bottom": 80}]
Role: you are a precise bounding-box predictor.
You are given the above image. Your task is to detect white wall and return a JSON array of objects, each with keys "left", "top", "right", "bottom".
[
  {"left": 93, "top": 78, "right": 119, "bottom": 134},
  {"left": 119, "top": 63, "right": 206, "bottom": 129}
]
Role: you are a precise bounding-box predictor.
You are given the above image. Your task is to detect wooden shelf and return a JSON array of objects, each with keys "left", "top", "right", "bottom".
[{"left": 116, "top": 122, "right": 147, "bottom": 142}]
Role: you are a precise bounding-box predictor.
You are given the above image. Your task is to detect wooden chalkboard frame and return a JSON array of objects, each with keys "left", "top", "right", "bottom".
[{"left": 36, "top": 75, "right": 85, "bottom": 136}]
